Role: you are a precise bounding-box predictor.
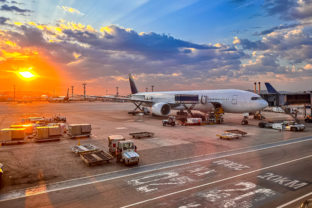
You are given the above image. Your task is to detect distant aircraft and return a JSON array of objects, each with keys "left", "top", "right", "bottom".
[
  {"left": 48, "top": 88, "right": 69, "bottom": 103},
  {"left": 107, "top": 74, "right": 268, "bottom": 123}
]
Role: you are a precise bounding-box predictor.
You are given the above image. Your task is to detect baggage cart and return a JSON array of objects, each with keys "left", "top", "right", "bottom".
[
  {"left": 129, "top": 132, "right": 154, "bottom": 139},
  {"left": 80, "top": 150, "right": 113, "bottom": 166},
  {"left": 224, "top": 129, "right": 247, "bottom": 136}
]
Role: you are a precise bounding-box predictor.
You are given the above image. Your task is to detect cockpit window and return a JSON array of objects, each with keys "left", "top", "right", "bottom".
[{"left": 251, "top": 97, "right": 261, "bottom": 100}]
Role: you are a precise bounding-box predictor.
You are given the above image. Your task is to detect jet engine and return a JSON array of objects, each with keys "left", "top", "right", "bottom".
[{"left": 151, "top": 102, "right": 171, "bottom": 116}]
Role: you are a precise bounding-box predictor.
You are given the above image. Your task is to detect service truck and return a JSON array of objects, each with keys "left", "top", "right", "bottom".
[
  {"left": 116, "top": 140, "right": 139, "bottom": 165},
  {"left": 272, "top": 121, "right": 305, "bottom": 131},
  {"left": 108, "top": 135, "right": 125, "bottom": 155}
]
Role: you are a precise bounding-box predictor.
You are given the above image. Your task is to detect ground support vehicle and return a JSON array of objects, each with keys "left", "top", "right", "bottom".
[
  {"left": 305, "top": 115, "right": 312, "bottom": 123},
  {"left": 162, "top": 116, "right": 176, "bottom": 126},
  {"left": 253, "top": 112, "right": 265, "bottom": 120},
  {"left": 258, "top": 122, "right": 274, "bottom": 128},
  {"left": 108, "top": 135, "right": 125, "bottom": 155},
  {"left": 216, "top": 132, "right": 241, "bottom": 140},
  {"left": 72, "top": 144, "right": 99, "bottom": 155},
  {"left": 182, "top": 118, "right": 202, "bottom": 126},
  {"left": 129, "top": 132, "right": 154, "bottom": 139},
  {"left": 272, "top": 121, "right": 305, "bottom": 131},
  {"left": 80, "top": 150, "right": 113, "bottom": 166},
  {"left": 116, "top": 140, "right": 139, "bottom": 165},
  {"left": 225, "top": 129, "right": 247, "bottom": 136}
]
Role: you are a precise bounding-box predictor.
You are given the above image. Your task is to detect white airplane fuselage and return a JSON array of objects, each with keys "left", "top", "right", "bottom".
[{"left": 131, "top": 89, "right": 268, "bottom": 114}]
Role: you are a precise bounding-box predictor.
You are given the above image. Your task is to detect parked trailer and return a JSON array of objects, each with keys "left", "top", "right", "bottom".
[
  {"left": 80, "top": 150, "right": 113, "bottom": 166},
  {"left": 72, "top": 144, "right": 99, "bottom": 155},
  {"left": 35, "top": 138, "right": 60, "bottom": 143},
  {"left": 216, "top": 132, "right": 241, "bottom": 140},
  {"left": 129, "top": 132, "right": 154, "bottom": 139},
  {"left": 224, "top": 129, "right": 247, "bottom": 136}
]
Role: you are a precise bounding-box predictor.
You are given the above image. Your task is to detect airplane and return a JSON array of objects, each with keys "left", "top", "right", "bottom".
[
  {"left": 107, "top": 74, "right": 268, "bottom": 123},
  {"left": 48, "top": 88, "right": 69, "bottom": 103}
]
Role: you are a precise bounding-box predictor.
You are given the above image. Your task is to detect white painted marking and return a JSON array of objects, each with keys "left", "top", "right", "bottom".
[
  {"left": 128, "top": 172, "right": 194, "bottom": 193},
  {"left": 213, "top": 159, "right": 250, "bottom": 171},
  {"left": 258, "top": 172, "right": 308, "bottom": 190},
  {"left": 116, "top": 127, "right": 127, "bottom": 130},
  {"left": 277, "top": 192, "right": 312, "bottom": 208},
  {"left": 195, "top": 182, "right": 276, "bottom": 208},
  {"left": 0, "top": 137, "right": 311, "bottom": 202},
  {"left": 178, "top": 202, "right": 201, "bottom": 208},
  {"left": 121, "top": 154, "right": 312, "bottom": 208}
]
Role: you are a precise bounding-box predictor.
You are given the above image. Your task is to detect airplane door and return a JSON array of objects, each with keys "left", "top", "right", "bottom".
[{"left": 232, "top": 95, "right": 238, "bottom": 105}]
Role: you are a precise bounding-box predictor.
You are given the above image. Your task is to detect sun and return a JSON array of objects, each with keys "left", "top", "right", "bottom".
[
  {"left": 19, "top": 71, "right": 35, "bottom": 79},
  {"left": 16, "top": 67, "right": 37, "bottom": 80}
]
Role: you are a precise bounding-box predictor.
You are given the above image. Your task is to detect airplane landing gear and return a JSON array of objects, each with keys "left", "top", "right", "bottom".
[{"left": 241, "top": 116, "right": 248, "bottom": 125}]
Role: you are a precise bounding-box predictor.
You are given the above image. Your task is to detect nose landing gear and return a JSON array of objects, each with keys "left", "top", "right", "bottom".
[{"left": 241, "top": 116, "right": 248, "bottom": 125}]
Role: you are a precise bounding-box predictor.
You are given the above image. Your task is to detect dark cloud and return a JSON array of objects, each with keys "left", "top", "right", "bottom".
[
  {"left": 0, "top": 0, "right": 7, "bottom": 2},
  {"left": 255, "top": 23, "right": 300, "bottom": 35},
  {"left": 263, "top": 0, "right": 312, "bottom": 20},
  {"left": 238, "top": 38, "right": 269, "bottom": 50},
  {"left": 0, "top": 16, "right": 9, "bottom": 25},
  {"left": 0, "top": 4, "right": 31, "bottom": 14}
]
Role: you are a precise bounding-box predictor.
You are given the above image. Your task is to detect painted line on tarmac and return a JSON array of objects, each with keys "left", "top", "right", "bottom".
[
  {"left": 0, "top": 136, "right": 311, "bottom": 202},
  {"left": 277, "top": 192, "right": 312, "bottom": 208},
  {"left": 121, "top": 154, "right": 312, "bottom": 208}
]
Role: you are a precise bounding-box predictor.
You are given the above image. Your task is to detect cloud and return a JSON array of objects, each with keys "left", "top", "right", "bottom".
[
  {"left": 2, "top": 18, "right": 311, "bottom": 93},
  {"left": 255, "top": 23, "right": 300, "bottom": 35},
  {"left": 263, "top": 0, "right": 312, "bottom": 21},
  {"left": 0, "top": 4, "right": 31, "bottom": 14},
  {"left": 0, "top": 16, "right": 9, "bottom": 25},
  {"left": 59, "top": 6, "right": 84, "bottom": 15},
  {"left": 304, "top": 64, "right": 312, "bottom": 70}
]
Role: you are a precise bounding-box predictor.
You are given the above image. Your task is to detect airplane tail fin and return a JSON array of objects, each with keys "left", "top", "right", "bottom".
[
  {"left": 66, "top": 88, "right": 69, "bottom": 97},
  {"left": 129, "top": 73, "right": 138, "bottom": 94},
  {"left": 265, "top": 82, "right": 279, "bottom": 94}
]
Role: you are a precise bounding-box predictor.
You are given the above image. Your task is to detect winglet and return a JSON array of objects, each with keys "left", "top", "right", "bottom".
[
  {"left": 265, "top": 82, "right": 279, "bottom": 94},
  {"left": 129, "top": 73, "right": 138, "bottom": 94}
]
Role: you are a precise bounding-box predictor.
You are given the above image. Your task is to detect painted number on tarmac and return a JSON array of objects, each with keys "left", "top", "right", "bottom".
[{"left": 257, "top": 172, "right": 309, "bottom": 190}]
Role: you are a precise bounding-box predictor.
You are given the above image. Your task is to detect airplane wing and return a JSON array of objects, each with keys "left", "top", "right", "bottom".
[{"left": 99, "top": 95, "right": 155, "bottom": 104}]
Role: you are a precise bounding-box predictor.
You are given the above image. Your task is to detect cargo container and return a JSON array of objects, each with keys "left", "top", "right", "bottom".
[
  {"left": 10, "top": 124, "right": 34, "bottom": 134},
  {"left": 10, "top": 128, "right": 25, "bottom": 140},
  {"left": 48, "top": 126, "right": 62, "bottom": 136},
  {"left": 37, "top": 127, "right": 49, "bottom": 139},
  {"left": 0, "top": 129, "right": 12, "bottom": 141},
  {"left": 68, "top": 124, "right": 91, "bottom": 138},
  {"left": 81, "top": 124, "right": 92, "bottom": 134}
]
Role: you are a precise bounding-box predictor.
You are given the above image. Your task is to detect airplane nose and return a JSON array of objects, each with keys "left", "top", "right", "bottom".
[{"left": 261, "top": 100, "right": 268, "bottom": 109}]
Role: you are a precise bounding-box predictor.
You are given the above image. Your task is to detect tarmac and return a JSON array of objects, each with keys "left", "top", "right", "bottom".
[{"left": 0, "top": 102, "right": 311, "bottom": 208}]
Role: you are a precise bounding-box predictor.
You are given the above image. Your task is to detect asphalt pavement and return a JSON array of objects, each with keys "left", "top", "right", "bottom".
[{"left": 0, "top": 136, "right": 311, "bottom": 208}]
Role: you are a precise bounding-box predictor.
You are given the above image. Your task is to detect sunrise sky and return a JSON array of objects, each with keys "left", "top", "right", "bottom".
[{"left": 0, "top": 0, "right": 311, "bottom": 96}]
